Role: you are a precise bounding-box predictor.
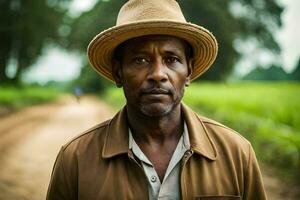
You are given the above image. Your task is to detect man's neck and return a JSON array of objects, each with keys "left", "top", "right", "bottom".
[{"left": 126, "top": 104, "right": 183, "bottom": 145}]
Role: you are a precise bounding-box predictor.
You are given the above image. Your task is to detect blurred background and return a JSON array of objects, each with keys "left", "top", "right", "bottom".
[{"left": 0, "top": 0, "right": 299, "bottom": 199}]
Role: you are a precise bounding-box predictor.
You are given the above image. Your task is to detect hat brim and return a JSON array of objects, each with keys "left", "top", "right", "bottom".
[{"left": 87, "top": 20, "right": 218, "bottom": 82}]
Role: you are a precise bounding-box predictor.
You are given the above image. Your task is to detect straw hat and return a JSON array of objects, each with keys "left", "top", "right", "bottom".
[{"left": 87, "top": 0, "right": 218, "bottom": 82}]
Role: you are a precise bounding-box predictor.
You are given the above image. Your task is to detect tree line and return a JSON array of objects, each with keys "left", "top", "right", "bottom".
[
  {"left": 0, "top": 0, "right": 287, "bottom": 87},
  {"left": 243, "top": 59, "right": 300, "bottom": 81}
]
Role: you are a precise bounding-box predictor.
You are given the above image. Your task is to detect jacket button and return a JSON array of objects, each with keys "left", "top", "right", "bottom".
[
  {"left": 183, "top": 150, "right": 193, "bottom": 159},
  {"left": 187, "top": 150, "right": 193, "bottom": 155},
  {"left": 150, "top": 175, "right": 157, "bottom": 183}
]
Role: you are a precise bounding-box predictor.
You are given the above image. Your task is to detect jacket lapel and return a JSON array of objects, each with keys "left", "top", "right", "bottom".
[
  {"left": 182, "top": 104, "right": 217, "bottom": 160},
  {"left": 102, "top": 106, "right": 129, "bottom": 158},
  {"left": 102, "top": 104, "right": 217, "bottom": 161}
]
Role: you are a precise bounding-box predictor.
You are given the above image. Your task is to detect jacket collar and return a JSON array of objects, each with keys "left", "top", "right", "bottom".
[
  {"left": 181, "top": 103, "right": 217, "bottom": 160},
  {"left": 102, "top": 106, "right": 129, "bottom": 158},
  {"left": 102, "top": 104, "right": 217, "bottom": 161}
]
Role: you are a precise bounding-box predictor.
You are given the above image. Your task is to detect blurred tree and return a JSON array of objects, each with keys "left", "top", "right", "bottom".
[
  {"left": 179, "top": 0, "right": 283, "bottom": 80},
  {"left": 67, "top": 0, "right": 126, "bottom": 91},
  {"left": 289, "top": 58, "right": 300, "bottom": 81},
  {"left": 67, "top": 0, "right": 282, "bottom": 85},
  {"left": 243, "top": 65, "right": 289, "bottom": 81},
  {"left": 67, "top": 0, "right": 126, "bottom": 53},
  {"left": 0, "top": 0, "right": 70, "bottom": 84},
  {"left": 72, "top": 64, "right": 113, "bottom": 94}
]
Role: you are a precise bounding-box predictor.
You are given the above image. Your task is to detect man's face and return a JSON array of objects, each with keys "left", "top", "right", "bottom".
[{"left": 113, "top": 35, "right": 192, "bottom": 117}]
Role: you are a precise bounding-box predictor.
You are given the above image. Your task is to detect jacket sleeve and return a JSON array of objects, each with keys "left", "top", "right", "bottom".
[
  {"left": 46, "top": 147, "right": 77, "bottom": 200},
  {"left": 243, "top": 144, "right": 267, "bottom": 200}
]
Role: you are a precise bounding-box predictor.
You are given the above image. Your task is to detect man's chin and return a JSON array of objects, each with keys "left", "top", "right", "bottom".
[{"left": 140, "top": 103, "right": 173, "bottom": 117}]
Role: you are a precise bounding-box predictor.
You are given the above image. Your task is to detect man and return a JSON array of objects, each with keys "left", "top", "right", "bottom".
[{"left": 47, "top": 0, "right": 267, "bottom": 199}]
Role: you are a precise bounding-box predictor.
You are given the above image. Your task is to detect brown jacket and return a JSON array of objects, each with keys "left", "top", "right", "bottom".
[{"left": 47, "top": 104, "right": 266, "bottom": 200}]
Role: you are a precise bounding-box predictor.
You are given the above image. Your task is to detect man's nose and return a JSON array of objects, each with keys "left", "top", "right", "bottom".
[{"left": 147, "top": 60, "right": 168, "bottom": 82}]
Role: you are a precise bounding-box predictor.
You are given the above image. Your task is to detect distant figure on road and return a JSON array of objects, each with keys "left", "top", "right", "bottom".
[
  {"left": 47, "top": 0, "right": 267, "bottom": 199},
  {"left": 73, "top": 86, "right": 83, "bottom": 103}
]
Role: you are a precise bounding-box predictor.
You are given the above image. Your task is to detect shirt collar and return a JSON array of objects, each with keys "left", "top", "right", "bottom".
[
  {"left": 128, "top": 121, "right": 191, "bottom": 165},
  {"left": 128, "top": 122, "right": 190, "bottom": 149},
  {"left": 128, "top": 129, "right": 152, "bottom": 165},
  {"left": 102, "top": 104, "right": 217, "bottom": 160}
]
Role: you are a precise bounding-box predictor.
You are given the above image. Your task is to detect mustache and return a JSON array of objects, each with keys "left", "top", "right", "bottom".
[{"left": 140, "top": 87, "right": 172, "bottom": 95}]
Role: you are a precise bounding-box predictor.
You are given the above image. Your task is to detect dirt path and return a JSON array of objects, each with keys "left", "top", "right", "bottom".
[
  {"left": 0, "top": 95, "right": 114, "bottom": 200},
  {"left": 0, "top": 96, "right": 298, "bottom": 200}
]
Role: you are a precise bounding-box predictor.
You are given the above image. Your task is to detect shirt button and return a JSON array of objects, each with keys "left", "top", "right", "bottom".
[
  {"left": 183, "top": 150, "right": 193, "bottom": 159},
  {"left": 150, "top": 175, "right": 157, "bottom": 183}
]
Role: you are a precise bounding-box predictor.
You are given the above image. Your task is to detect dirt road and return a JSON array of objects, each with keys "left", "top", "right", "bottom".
[
  {"left": 0, "top": 96, "right": 113, "bottom": 200},
  {"left": 0, "top": 96, "right": 298, "bottom": 200}
]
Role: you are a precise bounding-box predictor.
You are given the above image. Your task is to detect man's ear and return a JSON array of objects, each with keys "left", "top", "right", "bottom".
[
  {"left": 112, "top": 59, "right": 123, "bottom": 88},
  {"left": 185, "top": 59, "right": 194, "bottom": 87}
]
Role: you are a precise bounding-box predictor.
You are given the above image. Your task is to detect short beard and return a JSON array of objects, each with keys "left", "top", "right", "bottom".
[{"left": 138, "top": 87, "right": 184, "bottom": 118}]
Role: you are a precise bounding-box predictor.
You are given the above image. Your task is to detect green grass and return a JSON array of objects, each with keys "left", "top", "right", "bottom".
[
  {"left": 0, "top": 85, "right": 61, "bottom": 111},
  {"left": 184, "top": 82, "right": 300, "bottom": 130},
  {"left": 102, "top": 87, "right": 125, "bottom": 110},
  {"left": 183, "top": 82, "right": 300, "bottom": 181},
  {"left": 102, "top": 81, "right": 300, "bottom": 182}
]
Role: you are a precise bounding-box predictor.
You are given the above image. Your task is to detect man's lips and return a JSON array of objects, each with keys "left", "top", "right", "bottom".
[{"left": 141, "top": 88, "right": 170, "bottom": 95}]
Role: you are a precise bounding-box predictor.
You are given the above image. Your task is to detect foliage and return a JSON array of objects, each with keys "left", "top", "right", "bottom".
[
  {"left": 102, "top": 87, "right": 125, "bottom": 110},
  {"left": 102, "top": 82, "right": 300, "bottom": 181},
  {"left": 243, "top": 61, "right": 300, "bottom": 81},
  {"left": 65, "top": 0, "right": 127, "bottom": 92},
  {"left": 179, "top": 0, "right": 238, "bottom": 80},
  {"left": 71, "top": 65, "right": 114, "bottom": 94},
  {"left": 289, "top": 58, "right": 300, "bottom": 81},
  {"left": 183, "top": 82, "right": 300, "bottom": 181},
  {"left": 67, "top": 0, "right": 126, "bottom": 52},
  {"left": 67, "top": 0, "right": 283, "bottom": 84},
  {"left": 243, "top": 65, "right": 289, "bottom": 80},
  {"left": 0, "top": 0, "right": 70, "bottom": 84},
  {"left": 178, "top": 0, "right": 283, "bottom": 80},
  {"left": 0, "top": 85, "right": 61, "bottom": 111}
]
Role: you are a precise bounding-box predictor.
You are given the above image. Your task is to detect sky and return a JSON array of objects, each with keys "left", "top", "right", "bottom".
[
  {"left": 23, "top": 0, "right": 98, "bottom": 84},
  {"left": 23, "top": 0, "right": 300, "bottom": 84},
  {"left": 277, "top": 0, "right": 300, "bottom": 71},
  {"left": 23, "top": 48, "right": 82, "bottom": 83}
]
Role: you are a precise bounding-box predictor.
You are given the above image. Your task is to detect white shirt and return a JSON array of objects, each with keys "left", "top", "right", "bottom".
[{"left": 129, "top": 123, "right": 190, "bottom": 200}]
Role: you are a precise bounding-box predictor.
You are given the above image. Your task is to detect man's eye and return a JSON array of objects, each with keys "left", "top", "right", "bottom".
[
  {"left": 135, "top": 57, "right": 148, "bottom": 64},
  {"left": 165, "top": 57, "right": 179, "bottom": 63}
]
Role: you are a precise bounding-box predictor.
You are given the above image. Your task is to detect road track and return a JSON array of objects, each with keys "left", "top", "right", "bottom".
[{"left": 0, "top": 95, "right": 298, "bottom": 199}]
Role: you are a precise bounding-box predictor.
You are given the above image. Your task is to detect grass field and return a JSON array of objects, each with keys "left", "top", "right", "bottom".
[
  {"left": 102, "top": 81, "right": 300, "bottom": 181},
  {"left": 0, "top": 85, "right": 61, "bottom": 113},
  {"left": 184, "top": 82, "right": 300, "bottom": 180}
]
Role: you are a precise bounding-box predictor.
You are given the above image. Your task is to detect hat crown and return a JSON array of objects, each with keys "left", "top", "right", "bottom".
[{"left": 117, "top": 0, "right": 186, "bottom": 25}]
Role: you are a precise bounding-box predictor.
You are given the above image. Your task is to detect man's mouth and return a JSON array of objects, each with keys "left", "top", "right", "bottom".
[
  {"left": 140, "top": 88, "right": 171, "bottom": 101},
  {"left": 142, "top": 88, "right": 169, "bottom": 94},
  {"left": 141, "top": 88, "right": 170, "bottom": 96}
]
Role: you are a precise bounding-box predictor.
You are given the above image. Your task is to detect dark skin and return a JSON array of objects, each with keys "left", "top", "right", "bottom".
[{"left": 112, "top": 35, "right": 193, "bottom": 182}]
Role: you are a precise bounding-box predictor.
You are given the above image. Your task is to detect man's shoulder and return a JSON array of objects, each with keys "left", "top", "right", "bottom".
[
  {"left": 200, "top": 115, "right": 248, "bottom": 140},
  {"left": 61, "top": 119, "right": 111, "bottom": 153},
  {"left": 192, "top": 111, "right": 251, "bottom": 150},
  {"left": 203, "top": 116, "right": 249, "bottom": 143},
  {"left": 189, "top": 112, "right": 253, "bottom": 165},
  {"left": 183, "top": 104, "right": 250, "bottom": 146}
]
